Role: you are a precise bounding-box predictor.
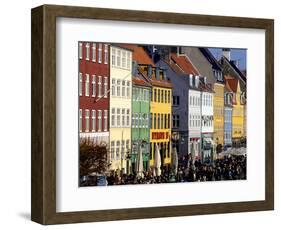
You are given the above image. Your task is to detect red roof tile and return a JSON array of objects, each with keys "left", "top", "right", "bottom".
[
  {"left": 118, "top": 44, "right": 155, "bottom": 67},
  {"left": 170, "top": 53, "right": 200, "bottom": 75}
]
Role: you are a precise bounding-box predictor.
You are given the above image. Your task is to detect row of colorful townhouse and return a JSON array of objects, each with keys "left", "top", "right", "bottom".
[{"left": 78, "top": 42, "right": 246, "bottom": 174}]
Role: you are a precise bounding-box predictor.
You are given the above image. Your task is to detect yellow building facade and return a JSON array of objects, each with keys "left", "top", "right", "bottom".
[
  {"left": 231, "top": 81, "right": 244, "bottom": 140},
  {"left": 213, "top": 83, "right": 225, "bottom": 145},
  {"left": 150, "top": 85, "right": 172, "bottom": 166}
]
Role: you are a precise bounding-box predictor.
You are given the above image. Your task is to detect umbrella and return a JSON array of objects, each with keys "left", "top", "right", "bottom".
[
  {"left": 154, "top": 144, "right": 162, "bottom": 177},
  {"left": 172, "top": 147, "right": 178, "bottom": 175},
  {"left": 135, "top": 145, "right": 144, "bottom": 178}
]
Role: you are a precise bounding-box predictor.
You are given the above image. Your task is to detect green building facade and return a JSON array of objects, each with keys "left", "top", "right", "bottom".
[{"left": 131, "top": 79, "right": 151, "bottom": 172}]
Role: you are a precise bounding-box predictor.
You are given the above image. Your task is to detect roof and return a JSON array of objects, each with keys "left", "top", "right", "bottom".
[
  {"left": 138, "top": 68, "right": 173, "bottom": 89},
  {"left": 118, "top": 44, "right": 155, "bottom": 67},
  {"left": 132, "top": 75, "right": 151, "bottom": 88},
  {"left": 199, "top": 48, "right": 222, "bottom": 71},
  {"left": 170, "top": 53, "right": 200, "bottom": 75}
]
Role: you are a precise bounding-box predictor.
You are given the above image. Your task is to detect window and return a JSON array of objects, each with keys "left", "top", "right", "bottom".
[
  {"left": 117, "top": 80, "right": 121, "bottom": 96},
  {"left": 122, "top": 109, "right": 126, "bottom": 127},
  {"left": 158, "top": 89, "right": 160, "bottom": 103},
  {"left": 173, "top": 115, "right": 180, "bottom": 128},
  {"left": 91, "top": 110, "right": 96, "bottom": 131},
  {"left": 121, "top": 51, "right": 126, "bottom": 68},
  {"left": 139, "top": 113, "right": 143, "bottom": 128},
  {"left": 164, "top": 114, "right": 167, "bottom": 129},
  {"left": 117, "top": 109, "right": 121, "bottom": 126},
  {"left": 132, "top": 113, "right": 135, "bottom": 128},
  {"left": 85, "top": 43, "right": 90, "bottom": 60},
  {"left": 104, "top": 44, "right": 108, "bottom": 64},
  {"left": 98, "top": 43, "right": 102, "bottom": 63},
  {"left": 79, "top": 42, "right": 83, "bottom": 59},
  {"left": 126, "top": 109, "right": 130, "bottom": 126},
  {"left": 79, "top": 73, "right": 82, "bottom": 96},
  {"left": 117, "top": 50, "right": 121, "bottom": 66},
  {"left": 111, "top": 141, "right": 115, "bottom": 160},
  {"left": 111, "top": 79, "right": 116, "bottom": 96},
  {"left": 135, "top": 113, "right": 139, "bottom": 128},
  {"left": 164, "top": 91, "right": 167, "bottom": 103},
  {"left": 98, "top": 76, "right": 102, "bottom": 97},
  {"left": 168, "top": 114, "right": 170, "bottom": 129},
  {"left": 126, "top": 140, "right": 130, "bottom": 152},
  {"left": 154, "top": 89, "right": 157, "bottom": 102},
  {"left": 98, "top": 110, "right": 102, "bottom": 131},
  {"left": 150, "top": 113, "right": 152, "bottom": 129},
  {"left": 85, "top": 74, "right": 89, "bottom": 96},
  {"left": 173, "top": 96, "right": 180, "bottom": 106},
  {"left": 92, "top": 75, "right": 96, "bottom": 97},
  {"left": 104, "top": 77, "right": 108, "bottom": 98},
  {"left": 112, "top": 48, "right": 116, "bottom": 66},
  {"left": 161, "top": 114, "right": 164, "bottom": 129},
  {"left": 85, "top": 110, "right": 89, "bottom": 132},
  {"left": 111, "top": 108, "right": 115, "bottom": 127},
  {"left": 79, "top": 109, "right": 82, "bottom": 132},
  {"left": 153, "top": 113, "right": 156, "bottom": 129},
  {"left": 167, "top": 91, "right": 171, "bottom": 103},
  {"left": 126, "top": 52, "right": 131, "bottom": 69},
  {"left": 122, "top": 80, "right": 126, "bottom": 97},
  {"left": 157, "top": 113, "right": 160, "bottom": 129},
  {"left": 104, "top": 110, "right": 108, "bottom": 131},
  {"left": 92, "top": 43, "right": 96, "bottom": 62},
  {"left": 121, "top": 140, "right": 125, "bottom": 160},
  {"left": 127, "top": 81, "right": 130, "bottom": 98},
  {"left": 161, "top": 90, "right": 164, "bottom": 103},
  {"left": 116, "top": 141, "right": 120, "bottom": 160}
]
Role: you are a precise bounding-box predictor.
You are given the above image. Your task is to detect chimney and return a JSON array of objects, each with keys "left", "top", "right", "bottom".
[
  {"left": 132, "top": 60, "right": 138, "bottom": 76},
  {"left": 156, "top": 67, "right": 160, "bottom": 80},
  {"left": 222, "top": 48, "right": 231, "bottom": 61},
  {"left": 148, "top": 65, "right": 152, "bottom": 78}
]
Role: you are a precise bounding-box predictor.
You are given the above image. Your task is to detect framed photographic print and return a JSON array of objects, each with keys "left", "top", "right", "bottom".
[{"left": 31, "top": 4, "right": 274, "bottom": 225}]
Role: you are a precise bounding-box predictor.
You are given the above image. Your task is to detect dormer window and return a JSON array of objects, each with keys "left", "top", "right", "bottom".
[{"left": 195, "top": 76, "right": 199, "bottom": 88}]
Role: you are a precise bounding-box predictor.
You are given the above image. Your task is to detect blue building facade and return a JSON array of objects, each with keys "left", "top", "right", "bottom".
[{"left": 224, "top": 92, "right": 233, "bottom": 147}]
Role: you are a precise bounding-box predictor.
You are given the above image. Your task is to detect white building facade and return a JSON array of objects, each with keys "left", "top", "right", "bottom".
[
  {"left": 200, "top": 77, "right": 214, "bottom": 163},
  {"left": 188, "top": 74, "right": 201, "bottom": 160},
  {"left": 109, "top": 46, "right": 132, "bottom": 174}
]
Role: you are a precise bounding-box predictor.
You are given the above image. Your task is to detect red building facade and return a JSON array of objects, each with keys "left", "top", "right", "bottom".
[{"left": 79, "top": 42, "right": 110, "bottom": 146}]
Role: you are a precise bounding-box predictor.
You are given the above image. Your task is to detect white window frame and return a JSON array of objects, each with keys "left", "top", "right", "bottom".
[
  {"left": 126, "top": 109, "right": 130, "bottom": 127},
  {"left": 122, "top": 80, "right": 126, "bottom": 97},
  {"left": 117, "top": 49, "right": 121, "bottom": 67},
  {"left": 91, "top": 110, "right": 96, "bottom": 132},
  {"left": 122, "top": 109, "right": 126, "bottom": 127},
  {"left": 85, "top": 74, "right": 89, "bottom": 96},
  {"left": 111, "top": 141, "right": 115, "bottom": 160},
  {"left": 85, "top": 109, "right": 90, "bottom": 132},
  {"left": 92, "top": 43, "right": 96, "bottom": 62},
  {"left": 121, "top": 50, "right": 126, "bottom": 68},
  {"left": 79, "top": 42, "right": 83, "bottom": 59},
  {"left": 112, "top": 48, "right": 116, "bottom": 66},
  {"left": 98, "top": 76, "right": 102, "bottom": 98},
  {"left": 111, "top": 79, "right": 116, "bottom": 96},
  {"left": 79, "top": 109, "right": 82, "bottom": 132},
  {"left": 117, "top": 80, "right": 121, "bottom": 97},
  {"left": 117, "top": 109, "right": 121, "bottom": 127},
  {"left": 126, "top": 52, "right": 131, "bottom": 70},
  {"left": 79, "top": 72, "right": 82, "bottom": 96},
  {"left": 104, "top": 110, "right": 108, "bottom": 131},
  {"left": 85, "top": 43, "right": 90, "bottom": 61},
  {"left": 92, "top": 75, "right": 96, "bottom": 97},
  {"left": 111, "top": 108, "right": 115, "bottom": 127},
  {"left": 98, "top": 43, "right": 102, "bottom": 63},
  {"left": 104, "top": 44, "right": 108, "bottom": 64},
  {"left": 116, "top": 141, "right": 120, "bottom": 160},
  {"left": 126, "top": 81, "right": 130, "bottom": 98},
  {"left": 104, "top": 77, "right": 108, "bottom": 98},
  {"left": 98, "top": 110, "right": 102, "bottom": 132}
]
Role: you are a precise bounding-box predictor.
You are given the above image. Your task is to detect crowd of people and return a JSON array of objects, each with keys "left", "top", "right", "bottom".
[{"left": 82, "top": 154, "right": 247, "bottom": 186}]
